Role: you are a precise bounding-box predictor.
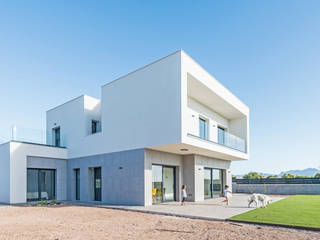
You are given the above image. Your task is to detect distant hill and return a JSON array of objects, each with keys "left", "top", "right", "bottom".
[
  {"left": 279, "top": 168, "right": 319, "bottom": 177},
  {"left": 235, "top": 168, "right": 320, "bottom": 179}
]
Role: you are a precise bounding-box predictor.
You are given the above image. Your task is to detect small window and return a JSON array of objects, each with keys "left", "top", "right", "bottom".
[
  {"left": 91, "top": 120, "right": 99, "bottom": 134},
  {"left": 53, "top": 127, "right": 60, "bottom": 147},
  {"left": 75, "top": 169, "right": 80, "bottom": 200},
  {"left": 199, "top": 117, "right": 208, "bottom": 140}
]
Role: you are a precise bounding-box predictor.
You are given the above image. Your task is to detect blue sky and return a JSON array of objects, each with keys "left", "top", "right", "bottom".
[{"left": 1, "top": 1, "right": 319, "bottom": 174}]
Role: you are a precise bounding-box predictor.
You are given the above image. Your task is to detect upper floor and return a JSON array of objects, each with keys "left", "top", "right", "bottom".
[{"left": 45, "top": 50, "right": 249, "bottom": 161}]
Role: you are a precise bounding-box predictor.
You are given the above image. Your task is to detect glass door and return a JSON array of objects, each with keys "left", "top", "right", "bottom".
[
  {"left": 212, "top": 169, "right": 222, "bottom": 197},
  {"left": 163, "top": 167, "right": 175, "bottom": 201},
  {"left": 152, "top": 165, "right": 176, "bottom": 204},
  {"left": 204, "top": 168, "right": 223, "bottom": 199},
  {"left": 39, "top": 170, "right": 55, "bottom": 200},
  {"left": 94, "top": 167, "right": 101, "bottom": 201},
  {"left": 27, "top": 169, "right": 56, "bottom": 201},
  {"left": 204, "top": 168, "right": 212, "bottom": 199},
  {"left": 152, "top": 165, "right": 163, "bottom": 204}
]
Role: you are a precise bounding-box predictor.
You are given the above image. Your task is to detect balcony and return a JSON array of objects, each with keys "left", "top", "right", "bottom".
[
  {"left": 187, "top": 130, "right": 246, "bottom": 153},
  {"left": 1, "top": 126, "right": 66, "bottom": 148}
]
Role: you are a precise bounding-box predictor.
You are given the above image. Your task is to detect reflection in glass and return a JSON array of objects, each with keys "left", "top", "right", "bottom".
[
  {"left": 27, "top": 169, "right": 39, "bottom": 201},
  {"left": 204, "top": 168, "right": 212, "bottom": 199},
  {"left": 152, "top": 165, "right": 163, "bottom": 204},
  {"left": 163, "top": 167, "right": 174, "bottom": 201},
  {"left": 152, "top": 165, "right": 175, "bottom": 204},
  {"left": 27, "top": 169, "right": 55, "bottom": 201}
]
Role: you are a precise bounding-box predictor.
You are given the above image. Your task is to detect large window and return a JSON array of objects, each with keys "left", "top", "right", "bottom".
[
  {"left": 53, "top": 127, "right": 60, "bottom": 147},
  {"left": 75, "top": 169, "right": 80, "bottom": 200},
  {"left": 27, "top": 169, "right": 56, "bottom": 201},
  {"left": 199, "top": 117, "right": 208, "bottom": 140}
]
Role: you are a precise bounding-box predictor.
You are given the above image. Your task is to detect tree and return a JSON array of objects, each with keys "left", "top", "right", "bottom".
[
  {"left": 267, "top": 175, "right": 278, "bottom": 179},
  {"left": 232, "top": 175, "right": 237, "bottom": 179},
  {"left": 282, "top": 173, "right": 295, "bottom": 178},
  {"left": 243, "top": 172, "right": 262, "bottom": 179},
  {"left": 295, "top": 175, "right": 309, "bottom": 178},
  {"left": 314, "top": 173, "right": 320, "bottom": 178}
]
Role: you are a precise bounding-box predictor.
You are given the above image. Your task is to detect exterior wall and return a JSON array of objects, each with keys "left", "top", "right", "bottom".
[
  {"left": 67, "top": 149, "right": 145, "bottom": 205},
  {"left": 232, "top": 183, "right": 320, "bottom": 195},
  {"left": 144, "top": 149, "right": 183, "bottom": 206},
  {"left": 144, "top": 149, "right": 232, "bottom": 205},
  {"left": 182, "top": 155, "right": 195, "bottom": 201},
  {"left": 84, "top": 95, "right": 101, "bottom": 136},
  {"left": 186, "top": 97, "right": 229, "bottom": 143},
  {"left": 194, "top": 155, "right": 232, "bottom": 201},
  {"left": 9, "top": 142, "right": 67, "bottom": 204},
  {"left": 0, "top": 143, "right": 10, "bottom": 203},
  {"left": 27, "top": 156, "right": 67, "bottom": 201},
  {"left": 181, "top": 50, "right": 249, "bottom": 160},
  {"left": 64, "top": 51, "right": 183, "bottom": 159},
  {"left": 47, "top": 95, "right": 86, "bottom": 148}
]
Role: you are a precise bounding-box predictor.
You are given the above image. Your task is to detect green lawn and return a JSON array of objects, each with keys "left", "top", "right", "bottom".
[{"left": 229, "top": 195, "right": 320, "bottom": 229}]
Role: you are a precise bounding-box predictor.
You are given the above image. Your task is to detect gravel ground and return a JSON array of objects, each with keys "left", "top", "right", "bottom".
[{"left": 0, "top": 205, "right": 318, "bottom": 240}]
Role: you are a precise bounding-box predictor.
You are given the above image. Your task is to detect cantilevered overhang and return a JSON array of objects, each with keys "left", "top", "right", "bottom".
[
  {"left": 187, "top": 73, "right": 247, "bottom": 120},
  {"left": 148, "top": 140, "right": 248, "bottom": 161}
]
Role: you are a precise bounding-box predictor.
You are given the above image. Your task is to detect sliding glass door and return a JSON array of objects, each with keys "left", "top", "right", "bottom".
[
  {"left": 152, "top": 165, "right": 176, "bottom": 204},
  {"left": 204, "top": 168, "right": 223, "bottom": 199},
  {"left": 27, "top": 169, "right": 56, "bottom": 201}
]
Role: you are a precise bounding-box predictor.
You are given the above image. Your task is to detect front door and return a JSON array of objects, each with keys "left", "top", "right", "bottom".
[
  {"left": 94, "top": 167, "right": 101, "bottom": 201},
  {"left": 152, "top": 165, "right": 176, "bottom": 204},
  {"left": 204, "top": 168, "right": 223, "bottom": 199}
]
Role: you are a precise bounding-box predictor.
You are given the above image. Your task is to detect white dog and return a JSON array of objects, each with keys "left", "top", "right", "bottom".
[{"left": 248, "top": 194, "right": 272, "bottom": 208}]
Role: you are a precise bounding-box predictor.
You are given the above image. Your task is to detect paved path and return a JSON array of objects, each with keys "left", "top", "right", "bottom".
[{"left": 75, "top": 194, "right": 286, "bottom": 220}]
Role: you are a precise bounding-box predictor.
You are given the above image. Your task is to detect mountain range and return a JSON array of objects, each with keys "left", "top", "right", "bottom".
[{"left": 236, "top": 168, "right": 320, "bottom": 178}]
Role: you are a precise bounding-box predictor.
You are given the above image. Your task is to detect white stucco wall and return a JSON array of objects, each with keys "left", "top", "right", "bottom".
[
  {"left": 47, "top": 95, "right": 86, "bottom": 148},
  {"left": 186, "top": 97, "right": 229, "bottom": 143},
  {"left": 9, "top": 142, "right": 67, "bottom": 203},
  {"left": 0, "top": 143, "right": 10, "bottom": 203}
]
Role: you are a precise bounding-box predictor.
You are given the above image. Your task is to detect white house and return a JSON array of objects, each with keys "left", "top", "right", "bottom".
[{"left": 0, "top": 50, "right": 249, "bottom": 205}]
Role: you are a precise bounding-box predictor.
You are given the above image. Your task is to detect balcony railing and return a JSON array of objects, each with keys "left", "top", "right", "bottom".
[
  {"left": 187, "top": 131, "right": 246, "bottom": 153},
  {"left": 4, "top": 126, "right": 67, "bottom": 147}
]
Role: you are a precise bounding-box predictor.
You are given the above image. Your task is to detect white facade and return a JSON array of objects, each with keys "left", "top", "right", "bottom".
[
  {"left": 0, "top": 50, "right": 249, "bottom": 205},
  {"left": 46, "top": 50, "right": 249, "bottom": 161}
]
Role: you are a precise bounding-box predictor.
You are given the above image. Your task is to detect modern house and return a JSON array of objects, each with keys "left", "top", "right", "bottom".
[{"left": 0, "top": 50, "right": 249, "bottom": 206}]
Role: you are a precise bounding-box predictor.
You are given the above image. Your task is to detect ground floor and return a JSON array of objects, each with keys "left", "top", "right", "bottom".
[
  {"left": 0, "top": 142, "right": 232, "bottom": 206},
  {"left": 0, "top": 203, "right": 317, "bottom": 240}
]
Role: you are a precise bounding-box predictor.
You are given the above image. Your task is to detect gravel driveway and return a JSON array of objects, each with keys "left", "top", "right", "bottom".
[{"left": 0, "top": 205, "right": 318, "bottom": 240}]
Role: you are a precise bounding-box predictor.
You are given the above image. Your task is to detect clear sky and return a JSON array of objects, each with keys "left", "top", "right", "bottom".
[{"left": 1, "top": 1, "right": 319, "bottom": 174}]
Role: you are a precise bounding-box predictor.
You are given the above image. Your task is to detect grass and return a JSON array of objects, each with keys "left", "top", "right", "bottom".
[{"left": 229, "top": 195, "right": 320, "bottom": 229}]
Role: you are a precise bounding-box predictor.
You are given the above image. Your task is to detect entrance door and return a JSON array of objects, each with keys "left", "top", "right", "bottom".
[
  {"left": 204, "top": 168, "right": 223, "bottom": 199},
  {"left": 152, "top": 165, "right": 176, "bottom": 204},
  {"left": 94, "top": 167, "right": 101, "bottom": 201}
]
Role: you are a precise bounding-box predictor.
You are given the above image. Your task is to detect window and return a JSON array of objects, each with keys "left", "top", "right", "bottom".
[
  {"left": 218, "top": 126, "right": 226, "bottom": 145},
  {"left": 75, "top": 169, "right": 80, "bottom": 200},
  {"left": 91, "top": 120, "right": 100, "bottom": 134},
  {"left": 27, "top": 169, "right": 56, "bottom": 201},
  {"left": 53, "top": 127, "right": 60, "bottom": 147},
  {"left": 94, "top": 167, "right": 102, "bottom": 201},
  {"left": 199, "top": 117, "right": 208, "bottom": 140}
]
